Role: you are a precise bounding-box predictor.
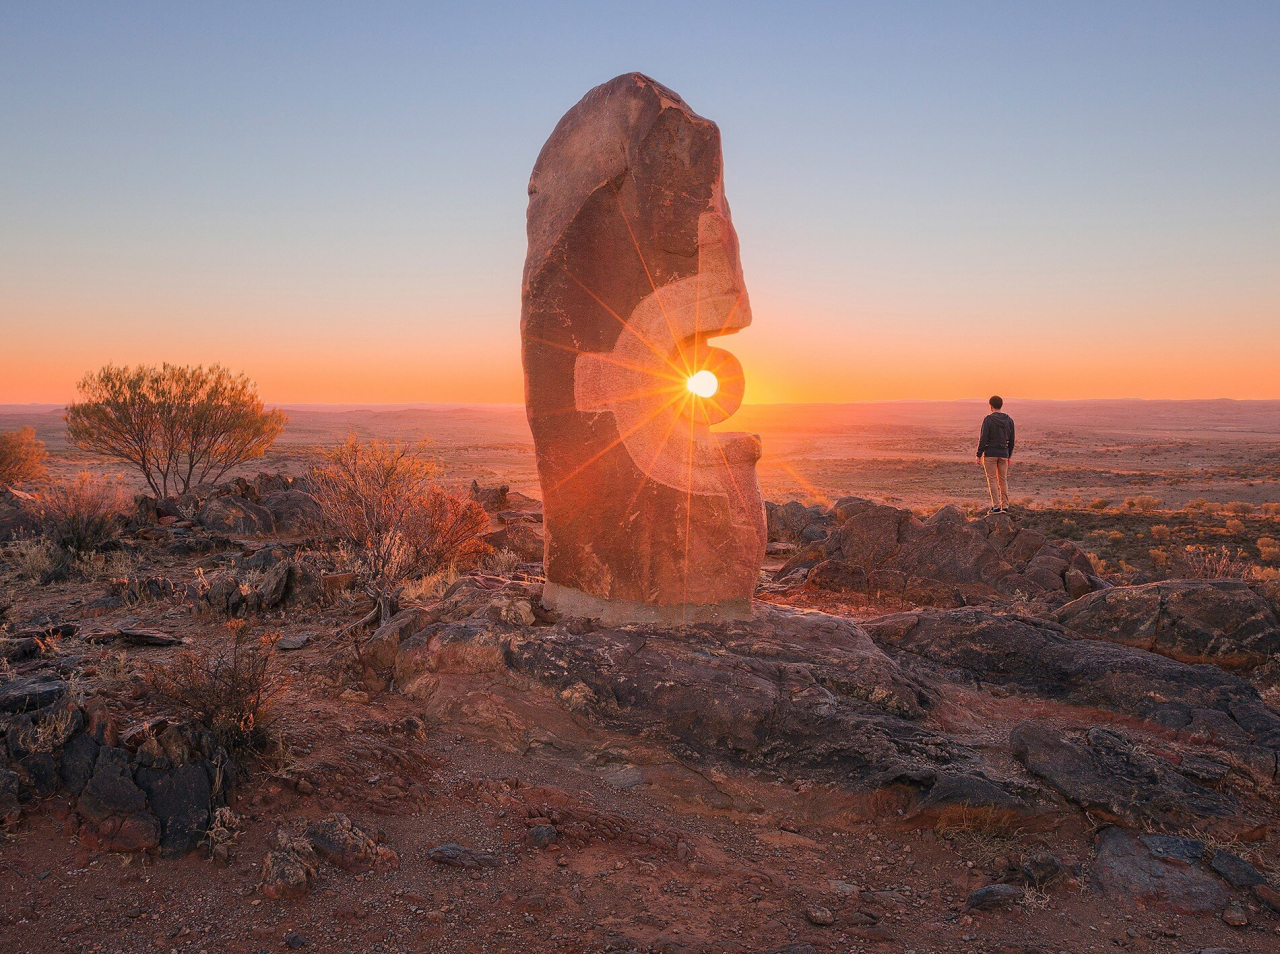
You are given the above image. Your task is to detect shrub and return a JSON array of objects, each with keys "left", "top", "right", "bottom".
[
  {"left": 1149, "top": 548, "right": 1170, "bottom": 568},
  {"left": 0, "top": 426, "right": 48, "bottom": 485},
  {"left": 484, "top": 547, "right": 521, "bottom": 575},
  {"left": 147, "top": 625, "right": 284, "bottom": 756},
  {"left": 33, "top": 473, "right": 130, "bottom": 556},
  {"left": 1123, "top": 496, "right": 1163, "bottom": 512},
  {"left": 1183, "top": 544, "right": 1252, "bottom": 580},
  {"left": 1225, "top": 518, "right": 1246, "bottom": 535},
  {"left": 309, "top": 436, "right": 490, "bottom": 626},
  {"left": 65, "top": 363, "right": 287, "bottom": 497},
  {"left": 1086, "top": 498, "right": 1111, "bottom": 511},
  {"left": 1150, "top": 525, "right": 1172, "bottom": 542},
  {"left": 1258, "top": 537, "right": 1280, "bottom": 563},
  {"left": 1223, "top": 501, "right": 1255, "bottom": 516},
  {"left": 3, "top": 535, "right": 61, "bottom": 581}
]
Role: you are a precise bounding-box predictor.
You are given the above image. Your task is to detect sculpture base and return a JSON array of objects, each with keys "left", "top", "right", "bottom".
[{"left": 542, "top": 582, "right": 753, "bottom": 626}]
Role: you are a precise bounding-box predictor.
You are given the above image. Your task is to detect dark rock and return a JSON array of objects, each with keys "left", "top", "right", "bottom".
[
  {"left": 305, "top": 813, "right": 398, "bottom": 872},
  {"left": 202, "top": 574, "right": 250, "bottom": 618},
  {"left": 260, "top": 847, "right": 316, "bottom": 900},
  {"left": 915, "top": 773, "right": 1029, "bottom": 818},
  {"left": 0, "top": 637, "right": 42, "bottom": 663},
  {"left": 276, "top": 633, "right": 312, "bottom": 651},
  {"left": 76, "top": 746, "right": 160, "bottom": 852},
  {"left": 1021, "top": 852, "right": 1066, "bottom": 887},
  {"left": 782, "top": 496, "right": 1102, "bottom": 606},
  {"left": 197, "top": 496, "right": 275, "bottom": 536},
  {"left": 284, "top": 933, "right": 308, "bottom": 950},
  {"left": 427, "top": 843, "right": 501, "bottom": 869},
  {"left": 1255, "top": 883, "right": 1280, "bottom": 912},
  {"left": 526, "top": 824, "right": 558, "bottom": 849},
  {"left": 1011, "top": 723, "right": 1245, "bottom": 832},
  {"left": 963, "top": 883, "right": 1023, "bottom": 911},
  {"left": 1054, "top": 579, "right": 1280, "bottom": 670},
  {"left": 1140, "top": 834, "right": 1206, "bottom": 865},
  {"left": 14, "top": 752, "right": 58, "bottom": 798},
  {"left": 765, "top": 500, "right": 833, "bottom": 544},
  {"left": 863, "top": 610, "right": 1280, "bottom": 775},
  {"left": 1091, "top": 826, "right": 1229, "bottom": 914},
  {"left": 260, "top": 490, "right": 321, "bottom": 534},
  {"left": 805, "top": 560, "right": 867, "bottom": 593},
  {"left": 135, "top": 762, "right": 212, "bottom": 856},
  {"left": 0, "top": 672, "right": 67, "bottom": 713},
  {"left": 1208, "top": 849, "right": 1265, "bottom": 888},
  {"left": 259, "top": 560, "right": 325, "bottom": 611},
  {"left": 59, "top": 732, "right": 100, "bottom": 795}
]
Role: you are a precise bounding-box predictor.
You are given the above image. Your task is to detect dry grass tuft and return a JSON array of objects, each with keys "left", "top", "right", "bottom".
[{"left": 146, "top": 625, "right": 286, "bottom": 757}]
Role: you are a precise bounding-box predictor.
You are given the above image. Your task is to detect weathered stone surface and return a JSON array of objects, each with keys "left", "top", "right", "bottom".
[
  {"left": 135, "top": 762, "right": 212, "bottom": 857},
  {"left": 427, "top": 843, "right": 501, "bottom": 869},
  {"left": 260, "top": 489, "right": 321, "bottom": 533},
  {"left": 780, "top": 498, "right": 1105, "bottom": 607},
  {"left": 261, "top": 847, "right": 316, "bottom": 900},
  {"left": 1054, "top": 579, "right": 1280, "bottom": 670},
  {"left": 197, "top": 495, "right": 275, "bottom": 536},
  {"left": 76, "top": 746, "right": 160, "bottom": 852},
  {"left": 259, "top": 560, "right": 324, "bottom": 611},
  {"left": 393, "top": 593, "right": 1014, "bottom": 796},
  {"left": 1010, "top": 723, "right": 1247, "bottom": 833},
  {"left": 765, "top": 501, "right": 833, "bottom": 544},
  {"left": 522, "top": 72, "right": 765, "bottom": 624},
  {"left": 1208, "top": 849, "right": 1266, "bottom": 887},
  {"left": 0, "top": 672, "right": 67, "bottom": 713},
  {"left": 862, "top": 610, "right": 1280, "bottom": 773},
  {"left": 1091, "top": 826, "right": 1230, "bottom": 914},
  {"left": 305, "top": 813, "right": 398, "bottom": 872}
]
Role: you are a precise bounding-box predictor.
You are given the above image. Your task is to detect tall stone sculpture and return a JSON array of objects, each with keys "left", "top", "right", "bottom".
[{"left": 521, "top": 73, "right": 766, "bottom": 623}]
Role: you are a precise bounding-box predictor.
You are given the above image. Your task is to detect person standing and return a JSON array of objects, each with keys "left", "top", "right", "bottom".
[{"left": 977, "top": 395, "right": 1015, "bottom": 514}]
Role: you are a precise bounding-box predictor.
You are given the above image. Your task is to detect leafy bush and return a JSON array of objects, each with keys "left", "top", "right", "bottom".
[
  {"left": 1258, "top": 537, "right": 1280, "bottom": 564},
  {"left": 33, "top": 473, "right": 130, "bottom": 556},
  {"left": 1123, "top": 496, "right": 1164, "bottom": 512},
  {"left": 0, "top": 426, "right": 48, "bottom": 485},
  {"left": 309, "top": 436, "right": 490, "bottom": 625},
  {"left": 147, "top": 625, "right": 284, "bottom": 756},
  {"left": 65, "top": 363, "right": 286, "bottom": 496}
]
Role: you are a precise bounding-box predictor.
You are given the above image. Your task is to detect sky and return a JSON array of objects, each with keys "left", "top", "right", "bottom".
[{"left": 2, "top": 2, "right": 1278, "bottom": 405}]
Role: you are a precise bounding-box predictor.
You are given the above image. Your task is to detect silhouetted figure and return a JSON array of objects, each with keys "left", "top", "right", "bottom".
[{"left": 977, "top": 395, "right": 1015, "bottom": 514}]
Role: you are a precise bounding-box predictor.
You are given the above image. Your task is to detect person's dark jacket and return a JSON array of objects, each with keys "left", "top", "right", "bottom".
[{"left": 977, "top": 411, "right": 1015, "bottom": 459}]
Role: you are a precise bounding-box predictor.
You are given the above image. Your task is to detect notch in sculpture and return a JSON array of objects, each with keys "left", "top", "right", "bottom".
[{"left": 521, "top": 73, "right": 767, "bottom": 624}]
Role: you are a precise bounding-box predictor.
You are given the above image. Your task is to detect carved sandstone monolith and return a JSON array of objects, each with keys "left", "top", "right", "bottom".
[{"left": 521, "top": 73, "right": 765, "bottom": 623}]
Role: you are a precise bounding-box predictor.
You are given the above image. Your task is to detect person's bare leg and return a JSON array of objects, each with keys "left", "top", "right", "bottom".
[
  {"left": 982, "top": 456, "right": 1001, "bottom": 509},
  {"left": 996, "top": 458, "right": 1010, "bottom": 509}
]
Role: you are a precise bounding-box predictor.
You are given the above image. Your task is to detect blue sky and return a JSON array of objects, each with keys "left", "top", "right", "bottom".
[{"left": 2, "top": 2, "right": 1278, "bottom": 402}]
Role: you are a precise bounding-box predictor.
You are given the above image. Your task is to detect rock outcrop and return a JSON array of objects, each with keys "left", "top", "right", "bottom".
[
  {"left": 778, "top": 497, "right": 1105, "bottom": 607},
  {"left": 1054, "top": 579, "right": 1280, "bottom": 670}
]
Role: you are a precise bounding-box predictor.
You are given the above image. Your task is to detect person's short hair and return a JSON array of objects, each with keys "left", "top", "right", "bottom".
[{"left": 989, "top": 395, "right": 1003, "bottom": 409}]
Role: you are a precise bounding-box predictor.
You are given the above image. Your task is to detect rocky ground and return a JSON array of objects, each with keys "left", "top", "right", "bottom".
[{"left": 2, "top": 476, "right": 1280, "bottom": 953}]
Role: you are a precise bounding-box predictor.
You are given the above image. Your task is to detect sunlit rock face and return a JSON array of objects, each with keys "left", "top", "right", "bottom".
[{"left": 521, "top": 73, "right": 766, "bottom": 623}]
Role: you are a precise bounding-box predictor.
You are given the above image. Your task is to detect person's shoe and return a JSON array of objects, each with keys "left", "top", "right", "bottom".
[{"left": 987, "top": 507, "right": 1002, "bottom": 515}]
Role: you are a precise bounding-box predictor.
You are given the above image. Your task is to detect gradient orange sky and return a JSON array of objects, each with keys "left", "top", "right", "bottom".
[{"left": 3, "top": 4, "right": 1278, "bottom": 405}]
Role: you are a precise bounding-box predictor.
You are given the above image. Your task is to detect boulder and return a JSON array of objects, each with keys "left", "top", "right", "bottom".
[
  {"left": 1091, "top": 826, "right": 1230, "bottom": 914},
  {"left": 765, "top": 500, "right": 833, "bottom": 544},
  {"left": 0, "top": 672, "right": 67, "bottom": 713},
  {"left": 780, "top": 497, "right": 1104, "bottom": 607},
  {"left": 135, "top": 762, "right": 213, "bottom": 857},
  {"left": 197, "top": 495, "right": 275, "bottom": 536},
  {"left": 1054, "top": 579, "right": 1280, "bottom": 670},
  {"left": 259, "top": 560, "right": 325, "bottom": 611},
  {"left": 1010, "top": 723, "right": 1247, "bottom": 834},
  {"left": 305, "top": 813, "right": 398, "bottom": 872},
  {"left": 76, "top": 746, "right": 160, "bottom": 852},
  {"left": 261, "top": 490, "right": 322, "bottom": 534}
]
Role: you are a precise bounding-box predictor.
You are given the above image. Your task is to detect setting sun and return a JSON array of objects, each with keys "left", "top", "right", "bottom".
[{"left": 686, "top": 370, "right": 718, "bottom": 398}]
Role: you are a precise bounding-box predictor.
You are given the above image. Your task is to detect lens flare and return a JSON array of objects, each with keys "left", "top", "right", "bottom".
[{"left": 686, "top": 369, "right": 718, "bottom": 398}]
